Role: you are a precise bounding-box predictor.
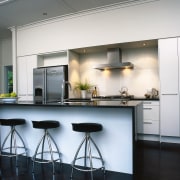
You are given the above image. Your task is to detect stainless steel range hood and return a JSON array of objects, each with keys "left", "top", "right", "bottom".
[{"left": 94, "top": 48, "right": 134, "bottom": 70}]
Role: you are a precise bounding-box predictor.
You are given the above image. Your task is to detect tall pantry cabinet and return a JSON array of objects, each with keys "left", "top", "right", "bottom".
[{"left": 159, "top": 37, "right": 180, "bottom": 137}]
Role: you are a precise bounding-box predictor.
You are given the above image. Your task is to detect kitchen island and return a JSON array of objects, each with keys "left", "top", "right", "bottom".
[{"left": 0, "top": 100, "right": 142, "bottom": 175}]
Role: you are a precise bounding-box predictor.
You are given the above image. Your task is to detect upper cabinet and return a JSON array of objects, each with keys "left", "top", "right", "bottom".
[{"left": 159, "top": 38, "right": 179, "bottom": 94}]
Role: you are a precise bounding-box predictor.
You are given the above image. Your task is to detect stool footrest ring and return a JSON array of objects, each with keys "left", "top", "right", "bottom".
[
  {"left": 32, "top": 151, "right": 61, "bottom": 164},
  {"left": 1, "top": 146, "right": 28, "bottom": 157}
]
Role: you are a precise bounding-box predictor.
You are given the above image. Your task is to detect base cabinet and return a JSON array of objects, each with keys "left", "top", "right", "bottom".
[
  {"left": 137, "top": 101, "right": 159, "bottom": 135},
  {"left": 160, "top": 95, "right": 179, "bottom": 136}
]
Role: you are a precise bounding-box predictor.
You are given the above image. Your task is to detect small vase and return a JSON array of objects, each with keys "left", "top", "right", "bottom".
[{"left": 81, "top": 90, "right": 87, "bottom": 99}]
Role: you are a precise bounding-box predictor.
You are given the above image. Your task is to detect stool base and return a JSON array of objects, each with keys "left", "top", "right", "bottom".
[
  {"left": 0, "top": 126, "right": 28, "bottom": 168},
  {"left": 71, "top": 132, "right": 105, "bottom": 180},
  {"left": 32, "top": 129, "right": 61, "bottom": 175},
  {"left": 0, "top": 125, "right": 28, "bottom": 175}
]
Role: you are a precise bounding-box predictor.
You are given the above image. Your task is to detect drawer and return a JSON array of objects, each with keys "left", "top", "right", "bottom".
[
  {"left": 143, "top": 120, "right": 159, "bottom": 134},
  {"left": 143, "top": 106, "right": 159, "bottom": 120},
  {"left": 137, "top": 120, "right": 159, "bottom": 135}
]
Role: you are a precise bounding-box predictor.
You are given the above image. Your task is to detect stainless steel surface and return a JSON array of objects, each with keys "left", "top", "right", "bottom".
[
  {"left": 61, "top": 80, "right": 71, "bottom": 103},
  {"left": 33, "top": 65, "right": 68, "bottom": 104},
  {"left": 60, "top": 98, "right": 92, "bottom": 104},
  {"left": 94, "top": 48, "right": 134, "bottom": 70},
  {"left": 33, "top": 68, "right": 45, "bottom": 103}
]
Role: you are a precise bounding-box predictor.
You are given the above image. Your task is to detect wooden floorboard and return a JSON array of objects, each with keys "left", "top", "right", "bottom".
[{"left": 1, "top": 140, "right": 180, "bottom": 180}]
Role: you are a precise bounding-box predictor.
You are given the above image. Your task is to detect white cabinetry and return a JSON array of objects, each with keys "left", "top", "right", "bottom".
[
  {"left": 159, "top": 38, "right": 180, "bottom": 137},
  {"left": 17, "top": 55, "right": 38, "bottom": 101},
  {"left": 137, "top": 101, "right": 159, "bottom": 135}
]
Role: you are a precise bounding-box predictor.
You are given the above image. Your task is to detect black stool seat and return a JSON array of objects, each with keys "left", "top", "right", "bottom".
[
  {"left": 1, "top": 118, "right": 25, "bottom": 126},
  {"left": 72, "top": 123, "right": 102, "bottom": 132},
  {"left": 32, "top": 120, "right": 60, "bottom": 129}
]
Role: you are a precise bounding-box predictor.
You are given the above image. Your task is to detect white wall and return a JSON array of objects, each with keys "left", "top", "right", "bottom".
[
  {"left": 16, "top": 0, "right": 180, "bottom": 56},
  {"left": 77, "top": 46, "right": 158, "bottom": 97}
]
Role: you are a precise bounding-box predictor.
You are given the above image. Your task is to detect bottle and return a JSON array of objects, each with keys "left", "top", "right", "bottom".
[{"left": 92, "top": 87, "right": 97, "bottom": 97}]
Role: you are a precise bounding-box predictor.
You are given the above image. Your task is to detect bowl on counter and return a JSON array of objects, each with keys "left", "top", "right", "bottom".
[{"left": 0, "top": 97, "right": 18, "bottom": 103}]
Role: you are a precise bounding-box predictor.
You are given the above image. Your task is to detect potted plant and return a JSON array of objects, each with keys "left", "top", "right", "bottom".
[{"left": 74, "top": 80, "right": 93, "bottom": 98}]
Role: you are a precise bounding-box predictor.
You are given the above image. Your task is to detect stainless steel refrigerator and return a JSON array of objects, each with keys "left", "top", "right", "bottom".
[{"left": 33, "top": 65, "right": 68, "bottom": 104}]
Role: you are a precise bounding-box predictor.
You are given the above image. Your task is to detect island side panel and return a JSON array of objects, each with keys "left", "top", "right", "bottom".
[{"left": 0, "top": 105, "right": 134, "bottom": 174}]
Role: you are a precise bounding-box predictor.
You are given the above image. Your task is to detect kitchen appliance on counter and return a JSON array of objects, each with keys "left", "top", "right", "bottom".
[
  {"left": 33, "top": 65, "right": 68, "bottom": 104},
  {"left": 144, "top": 88, "right": 159, "bottom": 99},
  {"left": 119, "top": 87, "right": 128, "bottom": 97}
]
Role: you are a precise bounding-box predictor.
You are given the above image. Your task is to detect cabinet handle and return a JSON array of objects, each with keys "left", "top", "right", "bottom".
[
  {"left": 143, "top": 121, "right": 152, "bottom": 124},
  {"left": 143, "top": 108, "right": 152, "bottom": 110},
  {"left": 19, "top": 94, "right": 26, "bottom": 96},
  {"left": 161, "top": 94, "right": 178, "bottom": 95},
  {"left": 143, "top": 102, "right": 152, "bottom": 104}
]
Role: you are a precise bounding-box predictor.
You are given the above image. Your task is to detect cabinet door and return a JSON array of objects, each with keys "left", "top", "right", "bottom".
[
  {"left": 159, "top": 38, "right": 179, "bottom": 94},
  {"left": 27, "top": 55, "right": 38, "bottom": 98},
  {"left": 160, "top": 95, "right": 180, "bottom": 137},
  {"left": 178, "top": 38, "right": 180, "bottom": 88},
  {"left": 17, "top": 55, "right": 37, "bottom": 101},
  {"left": 17, "top": 57, "right": 27, "bottom": 98}
]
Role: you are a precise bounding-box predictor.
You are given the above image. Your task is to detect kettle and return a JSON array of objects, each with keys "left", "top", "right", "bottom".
[{"left": 120, "top": 87, "right": 128, "bottom": 97}]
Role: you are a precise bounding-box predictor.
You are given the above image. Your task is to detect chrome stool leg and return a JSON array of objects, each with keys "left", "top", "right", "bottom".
[
  {"left": 1, "top": 125, "right": 28, "bottom": 167},
  {"left": 32, "top": 129, "right": 61, "bottom": 175},
  {"left": 71, "top": 135, "right": 87, "bottom": 179},
  {"left": 71, "top": 132, "right": 105, "bottom": 180},
  {"left": 0, "top": 119, "right": 28, "bottom": 175}
]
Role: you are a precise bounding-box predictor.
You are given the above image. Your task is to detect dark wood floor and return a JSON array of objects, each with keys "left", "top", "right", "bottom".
[
  {"left": 135, "top": 141, "right": 180, "bottom": 180},
  {"left": 1, "top": 140, "right": 180, "bottom": 180}
]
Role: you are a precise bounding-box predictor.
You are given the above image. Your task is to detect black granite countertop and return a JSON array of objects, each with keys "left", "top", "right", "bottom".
[
  {"left": 132, "top": 97, "right": 159, "bottom": 101},
  {"left": 91, "top": 96, "right": 159, "bottom": 101},
  {"left": 0, "top": 100, "right": 142, "bottom": 108}
]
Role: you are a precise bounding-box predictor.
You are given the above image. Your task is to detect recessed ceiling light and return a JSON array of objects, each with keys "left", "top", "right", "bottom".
[
  {"left": 0, "top": 0, "right": 15, "bottom": 5},
  {"left": 43, "top": 12, "right": 48, "bottom": 16}
]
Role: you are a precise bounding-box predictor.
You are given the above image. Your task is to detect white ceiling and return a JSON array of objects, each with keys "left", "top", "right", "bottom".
[{"left": 0, "top": 0, "right": 148, "bottom": 38}]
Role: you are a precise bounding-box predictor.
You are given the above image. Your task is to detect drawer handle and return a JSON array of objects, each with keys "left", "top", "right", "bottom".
[
  {"left": 143, "top": 108, "right": 152, "bottom": 110},
  {"left": 18, "top": 94, "right": 26, "bottom": 96},
  {"left": 143, "top": 102, "right": 152, "bottom": 104},
  {"left": 144, "top": 121, "right": 152, "bottom": 124}
]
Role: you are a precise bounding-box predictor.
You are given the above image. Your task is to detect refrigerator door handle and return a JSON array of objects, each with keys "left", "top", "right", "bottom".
[{"left": 44, "top": 69, "right": 47, "bottom": 104}]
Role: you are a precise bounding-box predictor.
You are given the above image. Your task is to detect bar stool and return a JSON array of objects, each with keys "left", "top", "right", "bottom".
[
  {"left": 71, "top": 123, "right": 105, "bottom": 180},
  {"left": 0, "top": 118, "right": 28, "bottom": 168},
  {"left": 31, "top": 120, "right": 61, "bottom": 175}
]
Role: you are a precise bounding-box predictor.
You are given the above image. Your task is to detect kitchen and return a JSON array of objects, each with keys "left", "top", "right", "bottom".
[{"left": 0, "top": 0, "right": 180, "bottom": 179}]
